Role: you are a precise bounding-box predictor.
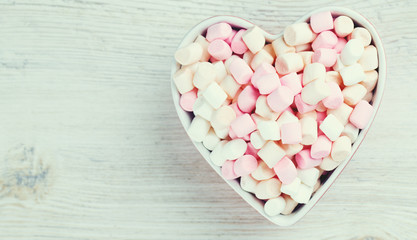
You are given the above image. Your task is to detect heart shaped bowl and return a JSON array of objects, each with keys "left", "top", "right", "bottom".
[{"left": 171, "top": 6, "right": 386, "bottom": 226}]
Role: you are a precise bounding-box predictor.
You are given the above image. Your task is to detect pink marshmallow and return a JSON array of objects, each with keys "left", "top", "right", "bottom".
[
  {"left": 322, "top": 82, "right": 343, "bottom": 109},
  {"left": 294, "top": 94, "right": 317, "bottom": 114},
  {"left": 280, "top": 72, "right": 302, "bottom": 95},
  {"left": 234, "top": 155, "right": 258, "bottom": 176},
  {"left": 179, "top": 89, "right": 198, "bottom": 112},
  {"left": 251, "top": 63, "right": 276, "bottom": 88},
  {"left": 222, "top": 160, "right": 238, "bottom": 180},
  {"left": 229, "top": 127, "right": 238, "bottom": 139},
  {"left": 349, "top": 100, "right": 374, "bottom": 129},
  {"left": 208, "top": 39, "right": 232, "bottom": 61},
  {"left": 312, "top": 31, "right": 338, "bottom": 51},
  {"left": 312, "top": 48, "right": 337, "bottom": 67},
  {"left": 310, "top": 11, "right": 334, "bottom": 33},
  {"left": 267, "top": 86, "right": 294, "bottom": 113},
  {"left": 295, "top": 149, "right": 322, "bottom": 169},
  {"left": 281, "top": 121, "right": 302, "bottom": 144},
  {"left": 245, "top": 142, "right": 259, "bottom": 157},
  {"left": 230, "top": 102, "right": 244, "bottom": 117},
  {"left": 225, "top": 29, "right": 237, "bottom": 45},
  {"left": 230, "top": 113, "right": 257, "bottom": 138},
  {"left": 317, "top": 111, "right": 327, "bottom": 122},
  {"left": 310, "top": 135, "right": 332, "bottom": 158},
  {"left": 238, "top": 85, "right": 260, "bottom": 113},
  {"left": 229, "top": 58, "right": 253, "bottom": 84},
  {"left": 257, "top": 73, "right": 281, "bottom": 94},
  {"left": 231, "top": 29, "right": 248, "bottom": 54},
  {"left": 333, "top": 38, "right": 347, "bottom": 54},
  {"left": 274, "top": 156, "right": 297, "bottom": 184},
  {"left": 206, "top": 22, "right": 233, "bottom": 42}
]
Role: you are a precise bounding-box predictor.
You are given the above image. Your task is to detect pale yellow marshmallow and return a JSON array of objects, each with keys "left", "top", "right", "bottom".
[
  {"left": 213, "top": 126, "right": 229, "bottom": 139},
  {"left": 276, "top": 111, "right": 298, "bottom": 128},
  {"left": 361, "top": 70, "right": 378, "bottom": 92},
  {"left": 271, "top": 37, "right": 295, "bottom": 57},
  {"left": 264, "top": 196, "right": 286, "bottom": 216},
  {"left": 332, "top": 136, "right": 352, "bottom": 162},
  {"left": 251, "top": 113, "right": 268, "bottom": 126},
  {"left": 298, "top": 51, "right": 314, "bottom": 65},
  {"left": 258, "top": 141, "right": 286, "bottom": 168},
  {"left": 303, "top": 63, "right": 326, "bottom": 85},
  {"left": 183, "top": 61, "right": 200, "bottom": 73},
  {"left": 173, "top": 67, "right": 194, "bottom": 94},
  {"left": 263, "top": 44, "right": 276, "bottom": 58},
  {"left": 255, "top": 178, "right": 282, "bottom": 200},
  {"left": 242, "top": 51, "right": 254, "bottom": 65},
  {"left": 251, "top": 160, "right": 275, "bottom": 181},
  {"left": 281, "top": 195, "right": 298, "bottom": 215},
  {"left": 250, "top": 130, "right": 266, "bottom": 149},
  {"left": 255, "top": 95, "right": 280, "bottom": 120},
  {"left": 363, "top": 91, "right": 373, "bottom": 102},
  {"left": 193, "top": 62, "right": 216, "bottom": 90},
  {"left": 334, "top": 16, "right": 354, "bottom": 37},
  {"left": 300, "top": 116, "right": 318, "bottom": 145},
  {"left": 295, "top": 43, "right": 312, "bottom": 52},
  {"left": 258, "top": 120, "right": 281, "bottom": 141},
  {"left": 240, "top": 174, "right": 259, "bottom": 193},
  {"left": 342, "top": 123, "right": 359, "bottom": 143},
  {"left": 319, "top": 114, "right": 344, "bottom": 141},
  {"left": 193, "top": 97, "right": 214, "bottom": 121},
  {"left": 210, "top": 105, "right": 236, "bottom": 130},
  {"left": 301, "top": 79, "right": 331, "bottom": 105},
  {"left": 242, "top": 26, "right": 265, "bottom": 54},
  {"left": 340, "top": 63, "right": 366, "bottom": 86},
  {"left": 297, "top": 110, "right": 317, "bottom": 120},
  {"left": 292, "top": 184, "right": 313, "bottom": 204},
  {"left": 327, "top": 103, "right": 353, "bottom": 126},
  {"left": 298, "top": 168, "right": 320, "bottom": 187},
  {"left": 281, "top": 177, "right": 301, "bottom": 196},
  {"left": 251, "top": 49, "right": 274, "bottom": 70},
  {"left": 358, "top": 45, "right": 378, "bottom": 71},
  {"left": 188, "top": 116, "right": 211, "bottom": 142},
  {"left": 283, "top": 22, "right": 317, "bottom": 46},
  {"left": 212, "top": 61, "right": 227, "bottom": 83},
  {"left": 350, "top": 27, "right": 372, "bottom": 47},
  {"left": 210, "top": 140, "right": 228, "bottom": 166},
  {"left": 194, "top": 35, "right": 211, "bottom": 62},
  {"left": 340, "top": 39, "right": 364, "bottom": 66},
  {"left": 223, "top": 139, "right": 247, "bottom": 160},
  {"left": 320, "top": 156, "right": 340, "bottom": 171},
  {"left": 280, "top": 143, "right": 303, "bottom": 158},
  {"left": 202, "top": 82, "right": 227, "bottom": 109},
  {"left": 342, "top": 84, "right": 367, "bottom": 106},
  {"left": 175, "top": 42, "right": 203, "bottom": 65},
  {"left": 275, "top": 53, "right": 304, "bottom": 75},
  {"left": 313, "top": 179, "right": 321, "bottom": 193},
  {"left": 326, "top": 71, "right": 343, "bottom": 86},
  {"left": 202, "top": 129, "right": 220, "bottom": 151},
  {"left": 220, "top": 75, "right": 241, "bottom": 99}
]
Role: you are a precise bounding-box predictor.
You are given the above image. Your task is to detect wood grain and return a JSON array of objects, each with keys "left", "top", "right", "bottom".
[{"left": 0, "top": 0, "right": 416, "bottom": 239}]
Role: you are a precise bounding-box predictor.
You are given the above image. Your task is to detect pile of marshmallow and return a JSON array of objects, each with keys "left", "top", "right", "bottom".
[{"left": 173, "top": 11, "right": 378, "bottom": 216}]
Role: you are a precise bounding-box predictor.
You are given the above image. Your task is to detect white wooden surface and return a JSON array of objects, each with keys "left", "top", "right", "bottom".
[{"left": 0, "top": 0, "right": 416, "bottom": 239}]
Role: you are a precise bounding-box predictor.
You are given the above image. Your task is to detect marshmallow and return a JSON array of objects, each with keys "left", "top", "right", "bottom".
[
  {"left": 202, "top": 82, "right": 227, "bottom": 109},
  {"left": 332, "top": 55, "right": 346, "bottom": 72},
  {"left": 272, "top": 37, "right": 296, "bottom": 56},
  {"left": 316, "top": 111, "right": 327, "bottom": 122},
  {"left": 254, "top": 178, "right": 282, "bottom": 200},
  {"left": 280, "top": 73, "right": 302, "bottom": 96},
  {"left": 245, "top": 142, "right": 259, "bottom": 157},
  {"left": 334, "top": 16, "right": 354, "bottom": 37},
  {"left": 331, "top": 136, "right": 352, "bottom": 162},
  {"left": 325, "top": 71, "right": 343, "bottom": 86},
  {"left": 175, "top": 42, "right": 204, "bottom": 65},
  {"left": 295, "top": 149, "right": 322, "bottom": 169},
  {"left": 267, "top": 86, "right": 294, "bottom": 113},
  {"left": 281, "top": 177, "right": 301, "bottom": 196},
  {"left": 251, "top": 160, "right": 276, "bottom": 180},
  {"left": 258, "top": 120, "right": 281, "bottom": 141},
  {"left": 275, "top": 53, "right": 304, "bottom": 75},
  {"left": 212, "top": 61, "right": 227, "bottom": 83},
  {"left": 223, "top": 139, "right": 247, "bottom": 160},
  {"left": 350, "top": 27, "right": 372, "bottom": 47},
  {"left": 230, "top": 113, "right": 257, "bottom": 138},
  {"left": 243, "top": 51, "right": 254, "bottom": 65},
  {"left": 281, "top": 121, "right": 302, "bottom": 144},
  {"left": 224, "top": 29, "right": 237, "bottom": 45},
  {"left": 303, "top": 63, "right": 326, "bottom": 85},
  {"left": 342, "top": 123, "right": 359, "bottom": 143},
  {"left": 281, "top": 143, "right": 303, "bottom": 157},
  {"left": 312, "top": 31, "right": 338, "bottom": 51},
  {"left": 210, "top": 105, "right": 236, "bottom": 130},
  {"left": 250, "top": 130, "right": 266, "bottom": 149},
  {"left": 298, "top": 51, "right": 314, "bottom": 65},
  {"left": 240, "top": 174, "right": 259, "bottom": 193},
  {"left": 224, "top": 55, "right": 241, "bottom": 73},
  {"left": 193, "top": 97, "right": 214, "bottom": 121},
  {"left": 193, "top": 62, "right": 216, "bottom": 90},
  {"left": 262, "top": 44, "right": 276, "bottom": 58},
  {"left": 310, "top": 11, "right": 334, "bottom": 33},
  {"left": 251, "top": 63, "right": 276, "bottom": 88},
  {"left": 222, "top": 160, "right": 238, "bottom": 180},
  {"left": 319, "top": 114, "right": 344, "bottom": 141},
  {"left": 319, "top": 156, "right": 340, "bottom": 171},
  {"left": 315, "top": 101, "right": 327, "bottom": 112},
  {"left": 188, "top": 116, "right": 211, "bottom": 142},
  {"left": 298, "top": 168, "right": 320, "bottom": 187},
  {"left": 295, "top": 43, "right": 312, "bottom": 52},
  {"left": 294, "top": 93, "right": 317, "bottom": 114},
  {"left": 333, "top": 37, "right": 348, "bottom": 53},
  {"left": 313, "top": 180, "right": 321, "bottom": 193},
  {"left": 180, "top": 89, "right": 198, "bottom": 112},
  {"left": 194, "top": 35, "right": 211, "bottom": 62},
  {"left": 210, "top": 140, "right": 228, "bottom": 166},
  {"left": 242, "top": 26, "right": 265, "bottom": 54},
  {"left": 358, "top": 45, "right": 378, "bottom": 71},
  {"left": 258, "top": 141, "right": 286, "bottom": 168},
  {"left": 206, "top": 22, "right": 233, "bottom": 42},
  {"left": 311, "top": 135, "right": 332, "bottom": 159},
  {"left": 251, "top": 113, "right": 268, "bottom": 126},
  {"left": 327, "top": 103, "right": 353, "bottom": 126},
  {"left": 234, "top": 155, "right": 258, "bottom": 176},
  {"left": 292, "top": 184, "right": 313, "bottom": 204},
  {"left": 301, "top": 78, "right": 331, "bottom": 105},
  {"left": 264, "top": 196, "right": 286, "bottom": 216},
  {"left": 340, "top": 39, "right": 364, "bottom": 66},
  {"left": 255, "top": 95, "right": 280, "bottom": 120},
  {"left": 256, "top": 72, "right": 281, "bottom": 94},
  {"left": 229, "top": 57, "right": 253, "bottom": 84},
  {"left": 340, "top": 63, "right": 366, "bottom": 86},
  {"left": 281, "top": 195, "right": 298, "bottom": 215},
  {"left": 277, "top": 110, "right": 299, "bottom": 128},
  {"left": 349, "top": 100, "right": 374, "bottom": 129},
  {"left": 220, "top": 75, "right": 241, "bottom": 99},
  {"left": 342, "top": 84, "right": 367, "bottom": 106},
  {"left": 274, "top": 156, "right": 297, "bottom": 184},
  {"left": 231, "top": 29, "right": 248, "bottom": 54},
  {"left": 203, "top": 129, "right": 221, "bottom": 151},
  {"left": 297, "top": 110, "right": 317, "bottom": 120},
  {"left": 312, "top": 48, "right": 337, "bottom": 67},
  {"left": 213, "top": 126, "right": 229, "bottom": 139},
  {"left": 360, "top": 70, "right": 378, "bottom": 92},
  {"left": 229, "top": 102, "right": 243, "bottom": 118},
  {"left": 173, "top": 67, "right": 194, "bottom": 94},
  {"left": 208, "top": 39, "right": 232, "bottom": 61},
  {"left": 238, "top": 85, "right": 260, "bottom": 112},
  {"left": 251, "top": 49, "right": 274, "bottom": 70},
  {"left": 284, "top": 22, "right": 317, "bottom": 46},
  {"left": 363, "top": 91, "right": 373, "bottom": 102},
  {"left": 322, "top": 81, "right": 343, "bottom": 109}
]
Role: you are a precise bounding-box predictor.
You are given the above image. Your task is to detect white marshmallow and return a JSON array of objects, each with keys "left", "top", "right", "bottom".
[
  {"left": 242, "top": 26, "right": 265, "bottom": 54},
  {"left": 303, "top": 63, "right": 326, "bottom": 85},
  {"left": 327, "top": 103, "right": 353, "bottom": 126},
  {"left": 295, "top": 43, "right": 312, "bottom": 52},
  {"left": 281, "top": 195, "right": 298, "bottom": 215},
  {"left": 224, "top": 55, "right": 241, "bottom": 73},
  {"left": 240, "top": 174, "right": 259, "bottom": 193},
  {"left": 193, "top": 62, "right": 216, "bottom": 90},
  {"left": 340, "top": 63, "right": 366, "bottom": 86},
  {"left": 280, "top": 143, "right": 303, "bottom": 157},
  {"left": 334, "top": 16, "right": 354, "bottom": 37},
  {"left": 188, "top": 116, "right": 211, "bottom": 142},
  {"left": 255, "top": 95, "right": 280, "bottom": 120},
  {"left": 340, "top": 39, "right": 364, "bottom": 66},
  {"left": 332, "top": 55, "right": 346, "bottom": 72},
  {"left": 223, "top": 139, "right": 247, "bottom": 160},
  {"left": 202, "top": 82, "right": 227, "bottom": 109},
  {"left": 341, "top": 123, "right": 359, "bottom": 143},
  {"left": 276, "top": 111, "right": 298, "bottom": 128},
  {"left": 220, "top": 75, "right": 241, "bottom": 99},
  {"left": 350, "top": 27, "right": 372, "bottom": 47},
  {"left": 193, "top": 97, "right": 214, "bottom": 121},
  {"left": 194, "top": 35, "right": 211, "bottom": 62},
  {"left": 258, "top": 120, "right": 281, "bottom": 141},
  {"left": 173, "top": 67, "right": 194, "bottom": 94},
  {"left": 292, "top": 184, "right": 313, "bottom": 204},
  {"left": 257, "top": 141, "right": 286, "bottom": 168},
  {"left": 319, "top": 114, "right": 344, "bottom": 141},
  {"left": 272, "top": 37, "right": 295, "bottom": 57},
  {"left": 300, "top": 116, "right": 318, "bottom": 145},
  {"left": 275, "top": 53, "right": 304, "bottom": 75},
  {"left": 242, "top": 51, "right": 254, "bottom": 65},
  {"left": 212, "top": 61, "right": 227, "bottom": 83},
  {"left": 331, "top": 136, "right": 352, "bottom": 162},
  {"left": 183, "top": 62, "right": 200, "bottom": 73},
  {"left": 301, "top": 79, "right": 331, "bottom": 105},
  {"left": 284, "top": 22, "right": 316, "bottom": 46},
  {"left": 264, "top": 196, "right": 286, "bottom": 216},
  {"left": 325, "top": 71, "right": 343, "bottom": 86},
  {"left": 281, "top": 177, "right": 301, "bottom": 196},
  {"left": 254, "top": 178, "right": 282, "bottom": 200},
  {"left": 251, "top": 49, "right": 274, "bottom": 70},
  {"left": 363, "top": 91, "right": 373, "bottom": 102},
  {"left": 298, "top": 168, "right": 320, "bottom": 187},
  {"left": 361, "top": 70, "right": 378, "bottom": 92},
  {"left": 210, "top": 140, "right": 228, "bottom": 166},
  {"left": 175, "top": 42, "right": 203, "bottom": 65},
  {"left": 319, "top": 156, "right": 340, "bottom": 171},
  {"left": 251, "top": 160, "right": 276, "bottom": 180},
  {"left": 203, "top": 128, "right": 220, "bottom": 151},
  {"left": 358, "top": 45, "right": 378, "bottom": 71},
  {"left": 298, "top": 51, "right": 314, "bottom": 65},
  {"left": 213, "top": 126, "right": 229, "bottom": 139},
  {"left": 342, "top": 84, "right": 367, "bottom": 106},
  {"left": 250, "top": 130, "right": 266, "bottom": 149},
  {"left": 210, "top": 105, "right": 236, "bottom": 130},
  {"left": 251, "top": 114, "right": 268, "bottom": 126}
]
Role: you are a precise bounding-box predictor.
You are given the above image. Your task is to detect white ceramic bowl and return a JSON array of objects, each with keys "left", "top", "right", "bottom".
[{"left": 171, "top": 6, "right": 386, "bottom": 226}]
